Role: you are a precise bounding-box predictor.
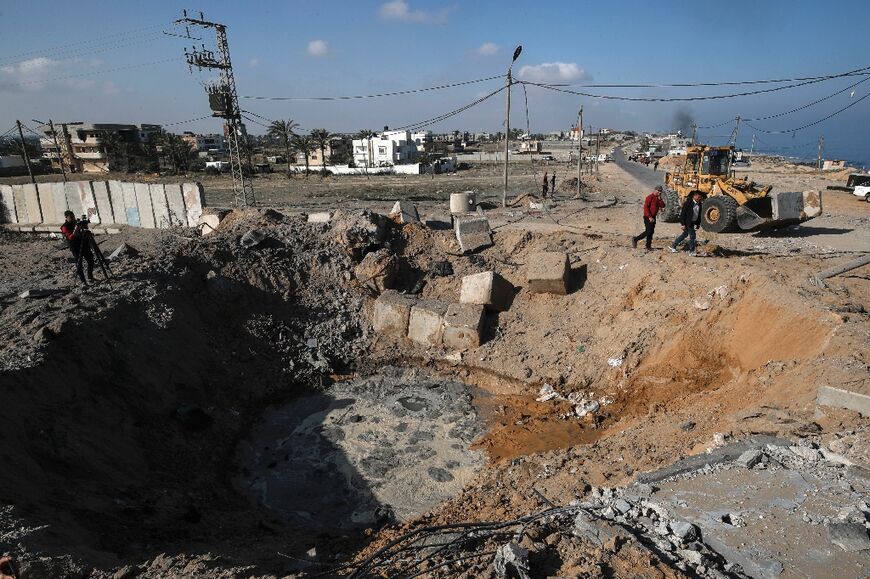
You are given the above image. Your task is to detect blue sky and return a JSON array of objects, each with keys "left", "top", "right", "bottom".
[{"left": 2, "top": 0, "right": 869, "bottom": 163}]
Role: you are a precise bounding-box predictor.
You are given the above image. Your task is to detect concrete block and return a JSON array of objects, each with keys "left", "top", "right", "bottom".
[
  {"left": 771, "top": 190, "right": 803, "bottom": 221},
  {"left": 12, "top": 185, "right": 28, "bottom": 224},
  {"left": 459, "top": 271, "right": 514, "bottom": 312},
  {"left": 525, "top": 251, "right": 569, "bottom": 294},
  {"left": 164, "top": 183, "right": 186, "bottom": 226},
  {"left": 803, "top": 190, "right": 822, "bottom": 218},
  {"left": 121, "top": 182, "right": 140, "bottom": 227},
  {"left": 443, "top": 303, "right": 484, "bottom": 350},
  {"left": 149, "top": 183, "right": 170, "bottom": 228},
  {"left": 307, "top": 211, "right": 332, "bottom": 223},
  {"left": 818, "top": 386, "right": 870, "bottom": 415},
  {"left": 91, "top": 181, "right": 114, "bottom": 224},
  {"left": 454, "top": 215, "right": 492, "bottom": 253},
  {"left": 75, "top": 181, "right": 98, "bottom": 223},
  {"left": 182, "top": 182, "right": 205, "bottom": 227},
  {"left": 134, "top": 182, "right": 155, "bottom": 228},
  {"left": 22, "top": 183, "right": 43, "bottom": 223},
  {"left": 354, "top": 249, "right": 398, "bottom": 292},
  {"left": 408, "top": 300, "right": 448, "bottom": 347},
  {"left": 63, "top": 182, "right": 84, "bottom": 218},
  {"left": 390, "top": 200, "right": 420, "bottom": 224},
  {"left": 197, "top": 212, "right": 222, "bottom": 235},
  {"left": 50, "top": 182, "right": 69, "bottom": 223},
  {"left": 0, "top": 184, "right": 16, "bottom": 223},
  {"left": 108, "top": 180, "right": 127, "bottom": 225},
  {"left": 372, "top": 289, "right": 417, "bottom": 337}
]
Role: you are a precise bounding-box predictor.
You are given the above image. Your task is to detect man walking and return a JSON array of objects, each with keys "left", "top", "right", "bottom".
[
  {"left": 60, "top": 210, "right": 95, "bottom": 284},
  {"left": 631, "top": 185, "right": 666, "bottom": 250},
  {"left": 671, "top": 192, "right": 703, "bottom": 255},
  {"left": 542, "top": 172, "right": 549, "bottom": 198},
  {"left": 550, "top": 172, "right": 556, "bottom": 195},
  {"left": 653, "top": 160, "right": 659, "bottom": 171}
]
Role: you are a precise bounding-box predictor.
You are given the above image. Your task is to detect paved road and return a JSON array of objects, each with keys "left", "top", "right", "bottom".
[{"left": 612, "top": 148, "right": 664, "bottom": 190}]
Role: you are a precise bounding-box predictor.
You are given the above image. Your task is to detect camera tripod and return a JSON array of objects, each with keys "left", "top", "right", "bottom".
[{"left": 74, "top": 221, "right": 113, "bottom": 285}]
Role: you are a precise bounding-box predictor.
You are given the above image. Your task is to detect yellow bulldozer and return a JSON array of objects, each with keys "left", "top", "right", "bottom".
[{"left": 662, "top": 145, "right": 822, "bottom": 232}]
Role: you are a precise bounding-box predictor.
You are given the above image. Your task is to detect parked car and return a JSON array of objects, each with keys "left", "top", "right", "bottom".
[
  {"left": 854, "top": 185, "right": 870, "bottom": 203},
  {"left": 541, "top": 155, "right": 556, "bottom": 162}
]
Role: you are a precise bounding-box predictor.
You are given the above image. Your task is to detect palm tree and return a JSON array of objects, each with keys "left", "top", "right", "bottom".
[
  {"left": 100, "top": 131, "right": 127, "bottom": 172},
  {"left": 267, "top": 118, "right": 299, "bottom": 177},
  {"left": 355, "top": 129, "right": 375, "bottom": 170},
  {"left": 309, "top": 128, "right": 333, "bottom": 179},
  {"left": 291, "top": 134, "right": 315, "bottom": 179}
]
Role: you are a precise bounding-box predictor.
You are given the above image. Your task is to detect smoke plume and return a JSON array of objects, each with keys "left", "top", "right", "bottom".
[{"left": 673, "top": 108, "right": 695, "bottom": 136}]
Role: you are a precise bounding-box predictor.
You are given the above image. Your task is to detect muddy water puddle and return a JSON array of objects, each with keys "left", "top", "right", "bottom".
[{"left": 236, "top": 367, "right": 485, "bottom": 531}]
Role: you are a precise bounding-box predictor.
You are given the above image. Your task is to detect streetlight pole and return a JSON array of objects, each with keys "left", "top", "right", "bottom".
[
  {"left": 576, "top": 106, "right": 583, "bottom": 199},
  {"left": 502, "top": 45, "right": 522, "bottom": 208}
]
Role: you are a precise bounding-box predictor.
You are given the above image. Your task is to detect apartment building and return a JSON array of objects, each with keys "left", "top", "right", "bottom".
[{"left": 39, "top": 122, "right": 162, "bottom": 173}]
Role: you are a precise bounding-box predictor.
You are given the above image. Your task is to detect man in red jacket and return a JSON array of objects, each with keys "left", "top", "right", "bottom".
[
  {"left": 60, "top": 210, "right": 95, "bottom": 284},
  {"left": 631, "top": 185, "right": 666, "bottom": 250}
]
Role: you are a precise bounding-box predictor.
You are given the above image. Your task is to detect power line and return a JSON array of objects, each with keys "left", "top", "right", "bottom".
[
  {"left": 743, "top": 90, "right": 870, "bottom": 134},
  {"left": 161, "top": 114, "right": 215, "bottom": 127},
  {"left": 390, "top": 85, "right": 506, "bottom": 131},
  {"left": 0, "top": 57, "right": 185, "bottom": 89},
  {"left": 0, "top": 31, "right": 176, "bottom": 67},
  {"left": 239, "top": 74, "right": 505, "bottom": 101},
  {"left": 0, "top": 23, "right": 169, "bottom": 63}
]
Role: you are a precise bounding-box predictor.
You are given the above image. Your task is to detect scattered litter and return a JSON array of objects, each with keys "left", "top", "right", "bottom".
[
  {"left": 708, "top": 285, "right": 729, "bottom": 299},
  {"left": 608, "top": 357, "right": 623, "bottom": 368},
  {"left": 693, "top": 297, "right": 712, "bottom": 310}
]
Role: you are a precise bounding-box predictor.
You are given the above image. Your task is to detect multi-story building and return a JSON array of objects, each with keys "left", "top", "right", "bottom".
[
  {"left": 181, "top": 132, "right": 226, "bottom": 153},
  {"left": 39, "top": 122, "right": 162, "bottom": 173},
  {"left": 300, "top": 136, "right": 353, "bottom": 167},
  {"left": 352, "top": 129, "right": 418, "bottom": 167}
]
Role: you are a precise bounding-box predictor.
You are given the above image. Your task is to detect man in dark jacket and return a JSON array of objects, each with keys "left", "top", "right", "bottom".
[
  {"left": 631, "top": 185, "right": 666, "bottom": 250},
  {"left": 60, "top": 210, "right": 95, "bottom": 284},
  {"left": 670, "top": 192, "right": 703, "bottom": 255}
]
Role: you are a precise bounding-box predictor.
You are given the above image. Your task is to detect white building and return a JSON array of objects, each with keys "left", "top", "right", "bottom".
[
  {"left": 353, "top": 129, "right": 418, "bottom": 167},
  {"left": 668, "top": 137, "right": 693, "bottom": 156},
  {"left": 411, "top": 131, "right": 431, "bottom": 150}
]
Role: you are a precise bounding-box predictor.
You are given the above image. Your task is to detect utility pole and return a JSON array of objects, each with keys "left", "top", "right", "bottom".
[
  {"left": 15, "top": 121, "right": 36, "bottom": 185},
  {"left": 177, "top": 10, "right": 254, "bottom": 206},
  {"left": 576, "top": 106, "right": 583, "bottom": 199},
  {"left": 749, "top": 133, "right": 755, "bottom": 161},
  {"left": 502, "top": 45, "right": 522, "bottom": 208},
  {"left": 729, "top": 115, "right": 741, "bottom": 147},
  {"left": 818, "top": 135, "right": 824, "bottom": 172},
  {"left": 44, "top": 119, "right": 68, "bottom": 181},
  {"left": 594, "top": 130, "right": 601, "bottom": 175}
]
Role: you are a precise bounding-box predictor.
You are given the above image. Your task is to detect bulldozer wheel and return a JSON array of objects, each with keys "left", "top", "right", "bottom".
[
  {"left": 700, "top": 196, "right": 738, "bottom": 233},
  {"left": 661, "top": 188, "right": 681, "bottom": 222}
]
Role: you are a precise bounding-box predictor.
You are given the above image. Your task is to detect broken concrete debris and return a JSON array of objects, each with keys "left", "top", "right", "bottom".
[
  {"left": 454, "top": 214, "right": 492, "bottom": 253},
  {"left": 493, "top": 542, "right": 531, "bottom": 579},
  {"left": 525, "top": 251, "right": 570, "bottom": 294},
  {"left": 331, "top": 209, "right": 389, "bottom": 260},
  {"left": 239, "top": 228, "right": 266, "bottom": 248},
  {"left": 107, "top": 243, "right": 138, "bottom": 261},
  {"left": 828, "top": 523, "right": 870, "bottom": 552},
  {"left": 459, "top": 271, "right": 514, "bottom": 312},
  {"left": 442, "top": 302, "right": 484, "bottom": 350},
  {"left": 389, "top": 200, "right": 420, "bottom": 224},
  {"left": 372, "top": 290, "right": 416, "bottom": 337},
  {"left": 354, "top": 249, "right": 398, "bottom": 292},
  {"left": 408, "top": 299, "right": 448, "bottom": 346},
  {"left": 306, "top": 211, "right": 332, "bottom": 223}
]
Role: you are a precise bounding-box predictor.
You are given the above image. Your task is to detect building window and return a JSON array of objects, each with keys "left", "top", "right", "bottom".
[{"left": 378, "top": 147, "right": 387, "bottom": 155}]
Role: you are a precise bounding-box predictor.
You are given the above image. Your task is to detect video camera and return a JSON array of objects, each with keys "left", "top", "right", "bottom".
[{"left": 76, "top": 215, "right": 90, "bottom": 231}]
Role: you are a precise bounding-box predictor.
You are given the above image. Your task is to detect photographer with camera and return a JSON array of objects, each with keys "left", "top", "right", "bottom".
[{"left": 60, "top": 210, "right": 96, "bottom": 285}]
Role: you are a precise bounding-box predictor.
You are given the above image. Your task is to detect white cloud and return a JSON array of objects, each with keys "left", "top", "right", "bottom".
[
  {"left": 476, "top": 42, "right": 498, "bottom": 56},
  {"left": 102, "top": 81, "right": 121, "bottom": 95},
  {"left": 517, "top": 62, "right": 589, "bottom": 83},
  {"left": 248, "top": 57, "right": 260, "bottom": 68},
  {"left": 0, "top": 57, "right": 61, "bottom": 91},
  {"left": 378, "top": 0, "right": 450, "bottom": 23},
  {"left": 307, "top": 39, "right": 329, "bottom": 57}
]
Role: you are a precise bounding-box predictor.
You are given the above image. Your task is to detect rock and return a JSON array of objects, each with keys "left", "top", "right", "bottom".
[
  {"left": 18, "top": 289, "right": 59, "bottom": 299},
  {"left": 307, "top": 211, "right": 332, "bottom": 223},
  {"left": 108, "top": 243, "right": 138, "bottom": 261},
  {"left": 331, "top": 210, "right": 389, "bottom": 261},
  {"left": 525, "top": 252, "right": 570, "bottom": 295},
  {"left": 680, "top": 421, "right": 696, "bottom": 432},
  {"left": 736, "top": 449, "right": 765, "bottom": 469},
  {"left": 678, "top": 549, "right": 705, "bottom": 567},
  {"left": 197, "top": 211, "right": 225, "bottom": 235},
  {"left": 454, "top": 215, "right": 492, "bottom": 253},
  {"left": 389, "top": 201, "right": 420, "bottom": 224},
  {"left": 828, "top": 523, "right": 870, "bottom": 552},
  {"left": 429, "top": 260, "right": 453, "bottom": 277},
  {"left": 354, "top": 249, "right": 398, "bottom": 292},
  {"left": 612, "top": 498, "right": 632, "bottom": 514},
  {"left": 790, "top": 445, "right": 820, "bottom": 462},
  {"left": 493, "top": 542, "right": 530, "bottom": 579},
  {"left": 460, "top": 271, "right": 514, "bottom": 312},
  {"left": 670, "top": 521, "right": 700, "bottom": 543},
  {"left": 693, "top": 297, "right": 711, "bottom": 310},
  {"left": 240, "top": 228, "right": 267, "bottom": 248},
  {"left": 112, "top": 566, "right": 136, "bottom": 579}
]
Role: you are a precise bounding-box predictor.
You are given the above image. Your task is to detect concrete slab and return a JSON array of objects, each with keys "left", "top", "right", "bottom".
[
  {"left": 408, "top": 300, "right": 448, "bottom": 347},
  {"left": 134, "top": 182, "right": 155, "bottom": 228},
  {"left": 525, "top": 252, "right": 569, "bottom": 295},
  {"left": 459, "top": 271, "right": 514, "bottom": 312},
  {"left": 12, "top": 185, "right": 28, "bottom": 224},
  {"left": 372, "top": 290, "right": 417, "bottom": 337},
  {"left": 0, "top": 184, "right": 16, "bottom": 223},
  {"left": 390, "top": 201, "right": 420, "bottom": 224},
  {"left": 307, "top": 212, "right": 332, "bottom": 223},
  {"left": 164, "top": 183, "right": 186, "bottom": 226},
  {"left": 149, "top": 184, "right": 170, "bottom": 228},
  {"left": 63, "top": 182, "right": 84, "bottom": 218},
  {"left": 75, "top": 181, "right": 98, "bottom": 223},
  {"left": 108, "top": 180, "right": 127, "bottom": 225},
  {"left": 49, "top": 182, "right": 69, "bottom": 223},
  {"left": 121, "top": 182, "right": 140, "bottom": 227},
  {"left": 817, "top": 386, "right": 870, "bottom": 415},
  {"left": 91, "top": 181, "right": 114, "bottom": 224},
  {"left": 20, "top": 183, "right": 43, "bottom": 223},
  {"left": 443, "top": 303, "right": 484, "bottom": 350},
  {"left": 182, "top": 182, "right": 205, "bottom": 227},
  {"left": 454, "top": 215, "right": 492, "bottom": 253},
  {"left": 197, "top": 213, "right": 222, "bottom": 235}
]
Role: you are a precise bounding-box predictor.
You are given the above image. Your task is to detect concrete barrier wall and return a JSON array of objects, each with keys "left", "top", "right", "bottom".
[{"left": 0, "top": 180, "right": 205, "bottom": 230}]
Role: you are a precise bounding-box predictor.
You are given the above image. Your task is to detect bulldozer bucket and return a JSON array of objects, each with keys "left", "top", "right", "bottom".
[
  {"left": 737, "top": 206, "right": 766, "bottom": 230},
  {"left": 736, "top": 190, "right": 824, "bottom": 231}
]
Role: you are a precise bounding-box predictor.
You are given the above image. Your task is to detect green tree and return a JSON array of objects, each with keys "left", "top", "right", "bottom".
[
  {"left": 309, "top": 128, "right": 333, "bottom": 178},
  {"left": 291, "top": 134, "right": 315, "bottom": 179},
  {"left": 267, "top": 118, "right": 299, "bottom": 177}
]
